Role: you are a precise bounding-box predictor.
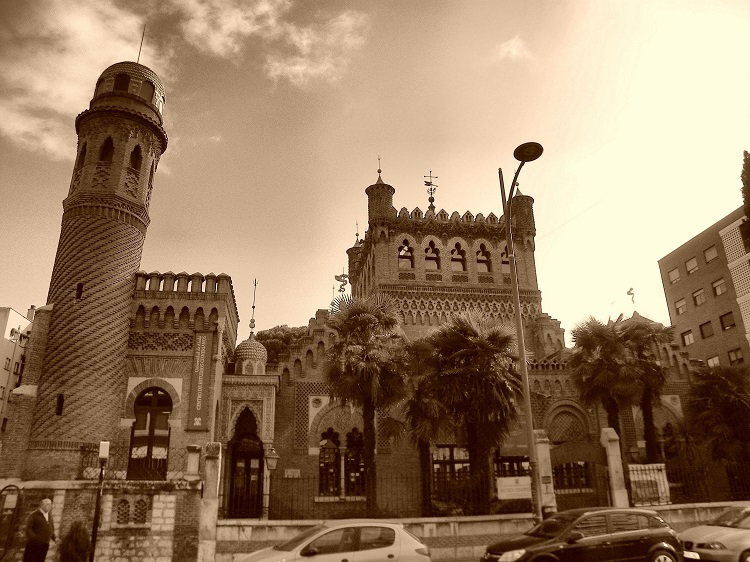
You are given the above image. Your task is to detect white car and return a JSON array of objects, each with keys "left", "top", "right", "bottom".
[
  {"left": 680, "top": 503, "right": 750, "bottom": 562},
  {"left": 239, "top": 520, "right": 432, "bottom": 562}
]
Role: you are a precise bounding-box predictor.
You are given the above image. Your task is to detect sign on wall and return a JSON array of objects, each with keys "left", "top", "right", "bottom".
[
  {"left": 188, "top": 331, "right": 214, "bottom": 431},
  {"left": 496, "top": 476, "right": 531, "bottom": 500}
]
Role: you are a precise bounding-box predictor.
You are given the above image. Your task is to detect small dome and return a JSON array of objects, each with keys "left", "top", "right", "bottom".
[
  {"left": 92, "top": 61, "right": 166, "bottom": 115},
  {"left": 235, "top": 334, "right": 267, "bottom": 365}
]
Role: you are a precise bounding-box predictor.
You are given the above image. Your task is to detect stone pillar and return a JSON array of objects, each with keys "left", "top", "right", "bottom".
[
  {"left": 533, "top": 429, "right": 557, "bottom": 516},
  {"left": 601, "top": 428, "right": 629, "bottom": 507},
  {"left": 185, "top": 445, "right": 201, "bottom": 482},
  {"left": 198, "top": 442, "right": 221, "bottom": 562}
]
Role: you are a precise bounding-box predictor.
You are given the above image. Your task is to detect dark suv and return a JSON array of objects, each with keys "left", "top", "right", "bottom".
[{"left": 480, "top": 507, "right": 695, "bottom": 562}]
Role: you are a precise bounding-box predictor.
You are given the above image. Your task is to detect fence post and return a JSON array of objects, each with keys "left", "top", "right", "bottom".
[
  {"left": 600, "top": 428, "right": 629, "bottom": 507},
  {"left": 185, "top": 445, "right": 201, "bottom": 482},
  {"left": 198, "top": 442, "right": 221, "bottom": 562},
  {"left": 533, "top": 429, "right": 557, "bottom": 517}
]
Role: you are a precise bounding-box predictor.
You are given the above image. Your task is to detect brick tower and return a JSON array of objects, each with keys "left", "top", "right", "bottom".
[{"left": 27, "top": 62, "right": 168, "bottom": 477}]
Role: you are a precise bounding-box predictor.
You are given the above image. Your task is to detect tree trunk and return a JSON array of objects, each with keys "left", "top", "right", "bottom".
[
  {"left": 418, "top": 438, "right": 432, "bottom": 516},
  {"left": 641, "top": 390, "right": 661, "bottom": 463},
  {"left": 466, "top": 422, "right": 491, "bottom": 514},
  {"left": 362, "top": 396, "right": 377, "bottom": 517}
]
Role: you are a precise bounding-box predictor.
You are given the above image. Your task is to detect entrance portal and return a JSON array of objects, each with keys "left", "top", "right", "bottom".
[{"left": 228, "top": 409, "right": 264, "bottom": 518}]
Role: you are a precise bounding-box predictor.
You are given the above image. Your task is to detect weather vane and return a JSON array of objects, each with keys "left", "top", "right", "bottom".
[
  {"left": 334, "top": 270, "right": 349, "bottom": 293},
  {"left": 424, "top": 171, "right": 438, "bottom": 209},
  {"left": 249, "top": 279, "right": 257, "bottom": 334}
]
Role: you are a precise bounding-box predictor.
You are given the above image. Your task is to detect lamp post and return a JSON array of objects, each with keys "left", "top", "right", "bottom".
[
  {"left": 262, "top": 447, "right": 280, "bottom": 519},
  {"left": 499, "top": 141, "right": 544, "bottom": 522},
  {"left": 89, "top": 441, "right": 109, "bottom": 562}
]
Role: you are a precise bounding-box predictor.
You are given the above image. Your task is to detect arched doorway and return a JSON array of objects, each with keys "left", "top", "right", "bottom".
[
  {"left": 228, "top": 409, "right": 264, "bottom": 518},
  {"left": 128, "top": 387, "right": 172, "bottom": 480}
]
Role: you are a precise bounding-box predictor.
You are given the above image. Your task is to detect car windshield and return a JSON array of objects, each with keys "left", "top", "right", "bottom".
[
  {"left": 274, "top": 525, "right": 326, "bottom": 551},
  {"left": 711, "top": 507, "right": 750, "bottom": 529},
  {"left": 526, "top": 513, "right": 579, "bottom": 538}
]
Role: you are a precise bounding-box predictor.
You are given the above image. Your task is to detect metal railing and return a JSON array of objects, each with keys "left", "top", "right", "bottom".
[{"left": 78, "top": 445, "right": 188, "bottom": 481}]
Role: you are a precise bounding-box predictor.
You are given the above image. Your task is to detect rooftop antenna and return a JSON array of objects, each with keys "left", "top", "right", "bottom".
[
  {"left": 424, "top": 171, "right": 438, "bottom": 212},
  {"left": 249, "top": 278, "right": 257, "bottom": 335},
  {"left": 136, "top": 24, "right": 146, "bottom": 64}
]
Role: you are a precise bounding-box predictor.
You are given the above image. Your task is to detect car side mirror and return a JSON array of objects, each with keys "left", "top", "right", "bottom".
[
  {"left": 566, "top": 531, "right": 585, "bottom": 543},
  {"left": 300, "top": 546, "right": 319, "bottom": 557}
]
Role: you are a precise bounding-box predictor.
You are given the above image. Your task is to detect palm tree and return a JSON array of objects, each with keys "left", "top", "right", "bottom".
[
  {"left": 569, "top": 316, "right": 641, "bottom": 439},
  {"left": 323, "top": 294, "right": 407, "bottom": 516},
  {"left": 423, "top": 309, "right": 522, "bottom": 513},
  {"left": 620, "top": 319, "right": 674, "bottom": 463}
]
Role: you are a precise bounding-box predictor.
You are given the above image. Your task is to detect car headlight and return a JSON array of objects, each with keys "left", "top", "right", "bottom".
[
  {"left": 498, "top": 550, "right": 526, "bottom": 562},
  {"left": 698, "top": 541, "right": 727, "bottom": 550},
  {"left": 683, "top": 551, "right": 700, "bottom": 560}
]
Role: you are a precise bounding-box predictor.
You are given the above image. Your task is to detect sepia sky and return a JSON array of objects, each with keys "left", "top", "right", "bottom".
[{"left": 1, "top": 0, "right": 750, "bottom": 345}]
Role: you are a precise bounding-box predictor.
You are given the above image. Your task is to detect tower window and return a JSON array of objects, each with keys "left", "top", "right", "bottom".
[
  {"left": 56, "top": 394, "right": 64, "bottom": 416},
  {"left": 128, "top": 387, "right": 172, "bottom": 480},
  {"left": 76, "top": 283, "right": 83, "bottom": 300},
  {"left": 99, "top": 138, "right": 114, "bottom": 162},
  {"left": 75, "top": 143, "right": 87, "bottom": 170},
  {"left": 129, "top": 145, "right": 143, "bottom": 172},
  {"left": 113, "top": 73, "right": 131, "bottom": 92},
  {"left": 425, "top": 241, "right": 440, "bottom": 270},
  {"left": 94, "top": 78, "right": 106, "bottom": 97},
  {"left": 476, "top": 244, "right": 492, "bottom": 273},
  {"left": 398, "top": 240, "right": 414, "bottom": 269},
  {"left": 140, "top": 80, "right": 155, "bottom": 104},
  {"left": 450, "top": 242, "right": 466, "bottom": 272}
]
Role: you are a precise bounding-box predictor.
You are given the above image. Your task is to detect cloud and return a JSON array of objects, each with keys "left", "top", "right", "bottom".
[
  {"left": 208, "top": 135, "right": 223, "bottom": 143},
  {"left": 0, "top": 0, "right": 171, "bottom": 160},
  {"left": 493, "top": 35, "right": 533, "bottom": 62}
]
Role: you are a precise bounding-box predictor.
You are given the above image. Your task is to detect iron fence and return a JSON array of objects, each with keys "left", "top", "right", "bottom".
[
  {"left": 78, "top": 445, "right": 187, "bottom": 481},
  {"left": 628, "top": 459, "right": 750, "bottom": 506}
]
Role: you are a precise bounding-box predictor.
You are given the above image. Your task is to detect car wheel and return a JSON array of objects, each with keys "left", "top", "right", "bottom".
[
  {"left": 740, "top": 550, "right": 750, "bottom": 562},
  {"left": 649, "top": 551, "right": 677, "bottom": 562}
]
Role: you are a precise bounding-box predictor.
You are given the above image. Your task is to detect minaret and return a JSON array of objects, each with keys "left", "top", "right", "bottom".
[{"left": 28, "top": 62, "right": 168, "bottom": 476}]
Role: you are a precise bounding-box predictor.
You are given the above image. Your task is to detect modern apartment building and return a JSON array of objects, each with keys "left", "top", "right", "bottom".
[
  {"left": 659, "top": 206, "right": 750, "bottom": 368},
  {"left": 0, "top": 306, "right": 34, "bottom": 423}
]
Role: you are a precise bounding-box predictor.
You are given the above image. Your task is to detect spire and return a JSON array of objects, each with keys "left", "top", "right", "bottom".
[
  {"left": 376, "top": 155, "right": 384, "bottom": 184},
  {"left": 424, "top": 171, "right": 438, "bottom": 213},
  {"left": 249, "top": 278, "right": 257, "bottom": 335}
]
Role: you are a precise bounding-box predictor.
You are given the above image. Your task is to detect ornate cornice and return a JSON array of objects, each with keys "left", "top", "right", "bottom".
[{"left": 76, "top": 105, "right": 168, "bottom": 153}]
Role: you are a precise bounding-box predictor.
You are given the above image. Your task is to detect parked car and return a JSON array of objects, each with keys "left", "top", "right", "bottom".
[
  {"left": 480, "top": 507, "right": 697, "bottom": 562},
  {"left": 680, "top": 502, "right": 750, "bottom": 562},
  {"left": 239, "top": 519, "right": 432, "bottom": 562}
]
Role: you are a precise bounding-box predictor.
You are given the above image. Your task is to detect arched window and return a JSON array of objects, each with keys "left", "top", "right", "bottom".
[
  {"left": 94, "top": 79, "right": 105, "bottom": 97},
  {"left": 398, "top": 240, "right": 414, "bottom": 269},
  {"left": 500, "top": 244, "right": 511, "bottom": 273},
  {"left": 133, "top": 499, "right": 148, "bottom": 524},
  {"left": 129, "top": 145, "right": 142, "bottom": 172},
  {"left": 344, "top": 428, "right": 364, "bottom": 496},
  {"left": 306, "top": 349, "right": 314, "bottom": 370},
  {"left": 113, "top": 73, "right": 130, "bottom": 92},
  {"left": 116, "top": 499, "right": 130, "bottom": 524},
  {"left": 319, "top": 427, "right": 341, "bottom": 496},
  {"left": 56, "top": 394, "right": 64, "bottom": 416},
  {"left": 425, "top": 241, "right": 440, "bottom": 270},
  {"left": 128, "top": 387, "right": 172, "bottom": 480},
  {"left": 317, "top": 341, "right": 325, "bottom": 361},
  {"left": 294, "top": 358, "right": 302, "bottom": 378},
  {"left": 450, "top": 242, "right": 466, "bottom": 272},
  {"left": 476, "top": 244, "right": 492, "bottom": 273},
  {"left": 75, "top": 143, "right": 87, "bottom": 170},
  {"left": 146, "top": 163, "right": 155, "bottom": 207},
  {"left": 99, "top": 137, "right": 114, "bottom": 162},
  {"left": 140, "top": 80, "right": 155, "bottom": 104}
]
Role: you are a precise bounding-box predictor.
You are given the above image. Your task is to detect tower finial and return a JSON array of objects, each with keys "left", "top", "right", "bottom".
[
  {"left": 424, "top": 171, "right": 438, "bottom": 211},
  {"left": 355, "top": 221, "right": 359, "bottom": 243},
  {"left": 249, "top": 278, "right": 257, "bottom": 335},
  {"left": 377, "top": 155, "right": 382, "bottom": 177},
  {"left": 137, "top": 24, "right": 146, "bottom": 64}
]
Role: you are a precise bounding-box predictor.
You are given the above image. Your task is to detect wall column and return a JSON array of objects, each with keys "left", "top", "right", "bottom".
[
  {"left": 198, "top": 442, "right": 220, "bottom": 562},
  {"left": 601, "top": 428, "right": 629, "bottom": 507},
  {"left": 533, "top": 429, "right": 557, "bottom": 517}
]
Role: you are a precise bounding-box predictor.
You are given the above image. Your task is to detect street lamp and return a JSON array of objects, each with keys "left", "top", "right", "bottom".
[
  {"left": 499, "top": 141, "right": 544, "bottom": 522},
  {"left": 262, "top": 447, "right": 280, "bottom": 519},
  {"left": 89, "top": 441, "right": 109, "bottom": 562}
]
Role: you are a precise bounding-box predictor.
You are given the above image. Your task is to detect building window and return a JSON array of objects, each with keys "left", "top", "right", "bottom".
[
  {"left": 712, "top": 278, "right": 727, "bottom": 296},
  {"left": 76, "top": 283, "right": 83, "bottom": 301},
  {"left": 432, "top": 445, "right": 470, "bottom": 501},
  {"left": 450, "top": 242, "right": 466, "bottom": 272},
  {"left": 344, "top": 428, "right": 364, "bottom": 496},
  {"left": 140, "top": 80, "right": 156, "bottom": 104},
  {"left": 3, "top": 358, "right": 8, "bottom": 371},
  {"left": 56, "top": 394, "right": 64, "bottom": 415},
  {"left": 424, "top": 241, "right": 440, "bottom": 270},
  {"left": 729, "top": 348, "right": 744, "bottom": 366},
  {"left": 720, "top": 312, "right": 736, "bottom": 331},
  {"left": 319, "top": 427, "right": 340, "bottom": 496},
  {"left": 113, "top": 73, "right": 130, "bottom": 92},
  {"left": 675, "top": 299, "right": 687, "bottom": 315},
  {"left": 99, "top": 137, "right": 114, "bottom": 162},
  {"left": 685, "top": 257, "right": 698, "bottom": 274},
  {"left": 668, "top": 268, "right": 680, "bottom": 284},
  {"left": 128, "top": 387, "right": 172, "bottom": 480},
  {"left": 398, "top": 240, "right": 414, "bottom": 269},
  {"left": 704, "top": 245, "right": 718, "bottom": 263},
  {"left": 681, "top": 330, "right": 694, "bottom": 346},
  {"left": 129, "top": 145, "right": 142, "bottom": 172},
  {"left": 692, "top": 288, "right": 706, "bottom": 307},
  {"left": 476, "top": 244, "right": 492, "bottom": 273},
  {"left": 700, "top": 321, "right": 714, "bottom": 339},
  {"left": 707, "top": 356, "right": 720, "bottom": 368}
]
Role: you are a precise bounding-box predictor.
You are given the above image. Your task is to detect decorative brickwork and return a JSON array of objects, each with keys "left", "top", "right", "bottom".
[
  {"left": 128, "top": 332, "right": 193, "bottom": 351},
  {"left": 294, "top": 382, "right": 328, "bottom": 448}
]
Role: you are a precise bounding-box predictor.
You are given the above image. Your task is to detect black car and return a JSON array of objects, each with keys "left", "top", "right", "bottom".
[{"left": 480, "top": 507, "right": 695, "bottom": 562}]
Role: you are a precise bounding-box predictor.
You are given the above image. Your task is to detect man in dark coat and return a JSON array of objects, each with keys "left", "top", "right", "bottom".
[{"left": 23, "top": 498, "right": 56, "bottom": 562}]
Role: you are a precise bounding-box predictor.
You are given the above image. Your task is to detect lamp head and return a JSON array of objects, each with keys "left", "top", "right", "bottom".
[
  {"left": 98, "top": 441, "right": 110, "bottom": 461},
  {"left": 513, "top": 142, "right": 543, "bottom": 163},
  {"left": 265, "top": 446, "right": 280, "bottom": 471}
]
